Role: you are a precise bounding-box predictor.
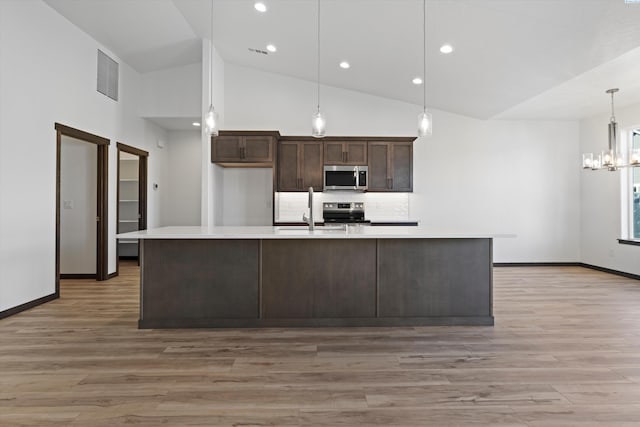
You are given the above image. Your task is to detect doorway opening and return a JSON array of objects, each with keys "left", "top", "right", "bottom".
[
  {"left": 116, "top": 143, "right": 148, "bottom": 273},
  {"left": 55, "top": 123, "right": 109, "bottom": 293}
]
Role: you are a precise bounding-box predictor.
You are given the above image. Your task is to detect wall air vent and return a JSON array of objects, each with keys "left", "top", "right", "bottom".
[
  {"left": 248, "top": 48, "right": 269, "bottom": 55},
  {"left": 97, "top": 50, "right": 119, "bottom": 101}
]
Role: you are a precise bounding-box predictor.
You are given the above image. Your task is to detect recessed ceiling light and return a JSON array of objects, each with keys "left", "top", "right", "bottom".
[
  {"left": 266, "top": 44, "right": 277, "bottom": 53},
  {"left": 254, "top": 2, "right": 267, "bottom": 12},
  {"left": 440, "top": 44, "right": 454, "bottom": 54},
  {"left": 192, "top": 122, "right": 201, "bottom": 127},
  {"left": 339, "top": 61, "right": 350, "bottom": 69},
  {"left": 412, "top": 77, "right": 423, "bottom": 85}
]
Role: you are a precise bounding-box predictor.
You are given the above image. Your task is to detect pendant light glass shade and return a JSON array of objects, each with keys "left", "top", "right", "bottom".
[
  {"left": 312, "top": 109, "right": 326, "bottom": 138},
  {"left": 205, "top": 104, "right": 218, "bottom": 137},
  {"left": 418, "top": 110, "right": 432, "bottom": 137}
]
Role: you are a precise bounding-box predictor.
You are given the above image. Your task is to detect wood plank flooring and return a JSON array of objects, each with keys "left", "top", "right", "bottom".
[{"left": 2, "top": 262, "right": 640, "bottom": 425}]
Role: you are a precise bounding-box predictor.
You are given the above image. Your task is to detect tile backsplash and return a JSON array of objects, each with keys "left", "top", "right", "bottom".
[{"left": 275, "top": 192, "right": 410, "bottom": 222}]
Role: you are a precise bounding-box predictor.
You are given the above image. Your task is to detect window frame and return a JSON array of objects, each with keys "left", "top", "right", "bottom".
[{"left": 621, "top": 128, "right": 640, "bottom": 243}]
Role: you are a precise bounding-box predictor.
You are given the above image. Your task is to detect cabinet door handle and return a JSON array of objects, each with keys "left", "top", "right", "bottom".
[
  {"left": 387, "top": 178, "right": 391, "bottom": 189},
  {"left": 241, "top": 147, "right": 246, "bottom": 159},
  {"left": 390, "top": 178, "right": 393, "bottom": 189}
]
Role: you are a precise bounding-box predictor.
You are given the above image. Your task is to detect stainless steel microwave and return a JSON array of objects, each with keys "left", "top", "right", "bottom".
[{"left": 323, "top": 165, "right": 368, "bottom": 191}]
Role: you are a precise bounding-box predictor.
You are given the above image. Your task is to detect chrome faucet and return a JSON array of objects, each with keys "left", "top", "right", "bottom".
[{"left": 302, "top": 186, "right": 315, "bottom": 231}]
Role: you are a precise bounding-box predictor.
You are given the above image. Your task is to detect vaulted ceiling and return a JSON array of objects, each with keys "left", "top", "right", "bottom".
[{"left": 44, "top": 0, "right": 640, "bottom": 120}]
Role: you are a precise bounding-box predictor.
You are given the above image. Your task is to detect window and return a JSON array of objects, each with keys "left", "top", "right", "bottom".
[{"left": 632, "top": 132, "right": 640, "bottom": 239}]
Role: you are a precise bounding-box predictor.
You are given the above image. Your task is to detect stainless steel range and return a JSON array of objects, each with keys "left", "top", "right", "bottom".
[{"left": 322, "top": 202, "right": 367, "bottom": 224}]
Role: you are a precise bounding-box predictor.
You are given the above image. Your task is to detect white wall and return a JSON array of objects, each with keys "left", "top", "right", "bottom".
[
  {"left": 0, "top": 0, "right": 169, "bottom": 312},
  {"left": 201, "top": 40, "right": 226, "bottom": 227},
  {"left": 140, "top": 63, "right": 201, "bottom": 118},
  {"left": 60, "top": 136, "right": 97, "bottom": 275},
  {"left": 224, "top": 64, "right": 582, "bottom": 262},
  {"left": 221, "top": 169, "right": 273, "bottom": 226},
  {"left": 413, "top": 112, "right": 580, "bottom": 262},
  {"left": 580, "top": 103, "right": 640, "bottom": 275},
  {"left": 163, "top": 130, "right": 202, "bottom": 226},
  {"left": 225, "top": 64, "right": 415, "bottom": 136}
]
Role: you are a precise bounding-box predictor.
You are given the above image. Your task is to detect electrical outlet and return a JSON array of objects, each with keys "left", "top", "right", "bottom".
[
  {"left": 608, "top": 249, "right": 615, "bottom": 258},
  {"left": 63, "top": 200, "right": 73, "bottom": 209}
]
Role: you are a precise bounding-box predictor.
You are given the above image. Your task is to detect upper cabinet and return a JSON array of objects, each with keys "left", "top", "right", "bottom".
[
  {"left": 211, "top": 131, "right": 279, "bottom": 166},
  {"left": 324, "top": 141, "right": 367, "bottom": 165},
  {"left": 277, "top": 140, "right": 324, "bottom": 192},
  {"left": 367, "top": 141, "right": 413, "bottom": 192},
  {"left": 211, "top": 131, "right": 414, "bottom": 193}
]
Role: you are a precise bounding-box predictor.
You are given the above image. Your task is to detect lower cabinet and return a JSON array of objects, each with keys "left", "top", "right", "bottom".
[
  {"left": 141, "top": 239, "right": 260, "bottom": 323},
  {"left": 138, "top": 238, "right": 493, "bottom": 328},
  {"left": 377, "top": 239, "right": 492, "bottom": 317},
  {"left": 261, "top": 239, "right": 376, "bottom": 318}
]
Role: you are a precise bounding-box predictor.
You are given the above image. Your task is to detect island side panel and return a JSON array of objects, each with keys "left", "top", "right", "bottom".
[
  {"left": 261, "top": 239, "right": 377, "bottom": 318},
  {"left": 140, "top": 239, "right": 260, "bottom": 327},
  {"left": 378, "top": 238, "right": 493, "bottom": 319}
]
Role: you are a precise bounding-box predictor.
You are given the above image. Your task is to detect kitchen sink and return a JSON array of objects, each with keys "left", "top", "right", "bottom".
[{"left": 274, "top": 225, "right": 347, "bottom": 231}]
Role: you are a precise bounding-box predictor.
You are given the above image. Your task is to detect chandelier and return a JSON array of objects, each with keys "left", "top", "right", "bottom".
[{"left": 582, "top": 88, "right": 640, "bottom": 170}]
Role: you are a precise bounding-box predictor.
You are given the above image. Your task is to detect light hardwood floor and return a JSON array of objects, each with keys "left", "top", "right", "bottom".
[{"left": 2, "top": 263, "right": 640, "bottom": 426}]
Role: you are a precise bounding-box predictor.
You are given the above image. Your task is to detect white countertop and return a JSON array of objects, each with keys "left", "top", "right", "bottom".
[{"left": 118, "top": 226, "right": 514, "bottom": 240}]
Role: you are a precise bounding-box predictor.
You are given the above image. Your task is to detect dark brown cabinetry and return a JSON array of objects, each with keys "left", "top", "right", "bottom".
[
  {"left": 378, "top": 239, "right": 492, "bottom": 318},
  {"left": 211, "top": 132, "right": 414, "bottom": 193},
  {"left": 324, "top": 141, "right": 367, "bottom": 165},
  {"left": 138, "top": 237, "right": 493, "bottom": 328},
  {"left": 141, "top": 239, "right": 260, "bottom": 323},
  {"left": 277, "top": 140, "right": 323, "bottom": 191},
  {"left": 211, "top": 131, "right": 278, "bottom": 165},
  {"left": 368, "top": 141, "right": 413, "bottom": 192},
  {"left": 261, "top": 240, "right": 376, "bottom": 318}
]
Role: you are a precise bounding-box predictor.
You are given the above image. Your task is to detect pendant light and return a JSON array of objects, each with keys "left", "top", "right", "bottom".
[
  {"left": 205, "top": 0, "right": 219, "bottom": 137},
  {"left": 311, "top": 0, "right": 326, "bottom": 138},
  {"left": 582, "top": 89, "right": 640, "bottom": 171},
  {"left": 417, "top": 0, "right": 432, "bottom": 137}
]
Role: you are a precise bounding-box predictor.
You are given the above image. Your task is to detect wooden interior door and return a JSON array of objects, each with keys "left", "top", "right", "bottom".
[{"left": 116, "top": 143, "right": 148, "bottom": 272}]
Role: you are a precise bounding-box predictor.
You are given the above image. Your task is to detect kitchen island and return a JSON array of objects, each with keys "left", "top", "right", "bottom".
[{"left": 118, "top": 226, "right": 494, "bottom": 328}]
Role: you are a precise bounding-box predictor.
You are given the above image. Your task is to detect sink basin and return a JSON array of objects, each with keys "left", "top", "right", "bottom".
[
  {"left": 274, "top": 226, "right": 309, "bottom": 231},
  {"left": 320, "top": 225, "right": 348, "bottom": 230},
  {"left": 274, "top": 225, "right": 347, "bottom": 231}
]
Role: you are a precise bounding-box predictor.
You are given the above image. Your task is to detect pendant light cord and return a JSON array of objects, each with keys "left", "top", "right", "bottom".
[
  {"left": 423, "top": 0, "right": 426, "bottom": 112},
  {"left": 210, "top": 0, "right": 214, "bottom": 105},
  {"left": 317, "top": 0, "right": 321, "bottom": 112}
]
